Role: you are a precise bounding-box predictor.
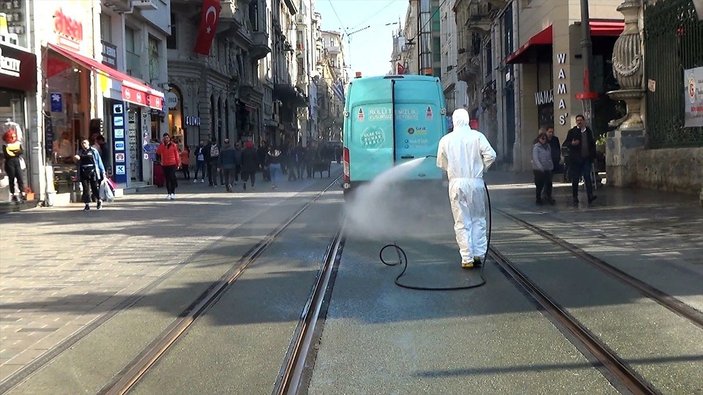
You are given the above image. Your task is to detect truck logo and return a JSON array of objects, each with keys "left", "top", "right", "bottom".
[
  {"left": 425, "top": 106, "right": 433, "bottom": 120},
  {"left": 357, "top": 108, "right": 365, "bottom": 121}
]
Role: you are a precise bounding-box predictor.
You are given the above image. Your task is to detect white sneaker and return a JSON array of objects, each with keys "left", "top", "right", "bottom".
[
  {"left": 170, "top": 194, "right": 176, "bottom": 200},
  {"left": 201, "top": 179, "right": 205, "bottom": 183},
  {"left": 193, "top": 179, "right": 197, "bottom": 183},
  {"left": 165, "top": 194, "right": 172, "bottom": 200}
]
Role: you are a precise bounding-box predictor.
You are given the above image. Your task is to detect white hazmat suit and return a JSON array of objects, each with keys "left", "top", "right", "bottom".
[{"left": 436, "top": 109, "right": 496, "bottom": 266}]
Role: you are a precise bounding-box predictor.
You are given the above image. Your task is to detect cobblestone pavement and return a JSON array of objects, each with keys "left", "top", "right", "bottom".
[{"left": 0, "top": 168, "right": 340, "bottom": 384}]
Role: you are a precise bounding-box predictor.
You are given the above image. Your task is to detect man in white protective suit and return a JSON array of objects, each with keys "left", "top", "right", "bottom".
[{"left": 436, "top": 108, "right": 496, "bottom": 269}]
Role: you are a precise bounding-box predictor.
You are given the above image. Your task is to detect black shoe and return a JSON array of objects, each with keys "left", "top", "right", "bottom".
[
  {"left": 473, "top": 257, "right": 483, "bottom": 268},
  {"left": 84, "top": 204, "right": 90, "bottom": 211},
  {"left": 97, "top": 200, "right": 102, "bottom": 209},
  {"left": 588, "top": 195, "right": 597, "bottom": 204}
]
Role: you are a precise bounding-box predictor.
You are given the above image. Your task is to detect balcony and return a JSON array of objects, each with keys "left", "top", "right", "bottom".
[
  {"left": 464, "top": 0, "right": 495, "bottom": 33},
  {"left": 457, "top": 55, "right": 480, "bottom": 82},
  {"left": 251, "top": 31, "right": 271, "bottom": 60}
]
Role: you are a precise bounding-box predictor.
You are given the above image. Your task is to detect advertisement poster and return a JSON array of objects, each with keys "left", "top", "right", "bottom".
[{"left": 684, "top": 66, "right": 703, "bottom": 128}]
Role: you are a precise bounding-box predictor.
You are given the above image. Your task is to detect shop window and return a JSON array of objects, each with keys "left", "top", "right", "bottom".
[
  {"left": 125, "top": 27, "right": 141, "bottom": 78},
  {"left": 100, "top": 13, "right": 112, "bottom": 42},
  {"left": 148, "top": 35, "right": 160, "bottom": 81}
]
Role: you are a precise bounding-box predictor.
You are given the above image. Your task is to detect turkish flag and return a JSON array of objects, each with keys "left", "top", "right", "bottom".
[
  {"left": 396, "top": 62, "right": 405, "bottom": 75},
  {"left": 194, "top": 0, "right": 221, "bottom": 55}
]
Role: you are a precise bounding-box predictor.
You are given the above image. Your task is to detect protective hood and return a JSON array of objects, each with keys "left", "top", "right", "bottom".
[{"left": 452, "top": 108, "right": 471, "bottom": 130}]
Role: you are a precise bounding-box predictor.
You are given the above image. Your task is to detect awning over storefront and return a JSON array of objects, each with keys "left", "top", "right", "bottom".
[
  {"left": 505, "top": 25, "right": 553, "bottom": 64},
  {"left": 505, "top": 20, "right": 625, "bottom": 64},
  {"left": 47, "top": 43, "right": 164, "bottom": 110}
]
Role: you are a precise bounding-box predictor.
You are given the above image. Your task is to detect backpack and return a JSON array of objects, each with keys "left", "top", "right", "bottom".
[{"left": 210, "top": 144, "right": 220, "bottom": 158}]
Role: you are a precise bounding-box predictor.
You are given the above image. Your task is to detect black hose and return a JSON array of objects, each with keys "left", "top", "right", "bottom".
[{"left": 378, "top": 181, "right": 491, "bottom": 291}]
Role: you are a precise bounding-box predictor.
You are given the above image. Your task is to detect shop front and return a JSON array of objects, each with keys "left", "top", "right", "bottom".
[
  {"left": 45, "top": 43, "right": 164, "bottom": 188},
  {"left": 0, "top": 42, "right": 36, "bottom": 201}
]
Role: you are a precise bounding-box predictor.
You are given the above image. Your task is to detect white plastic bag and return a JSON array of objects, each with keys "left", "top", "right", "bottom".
[{"left": 100, "top": 179, "right": 114, "bottom": 202}]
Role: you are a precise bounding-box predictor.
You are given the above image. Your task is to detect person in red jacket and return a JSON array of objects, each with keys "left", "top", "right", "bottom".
[{"left": 156, "top": 133, "right": 181, "bottom": 200}]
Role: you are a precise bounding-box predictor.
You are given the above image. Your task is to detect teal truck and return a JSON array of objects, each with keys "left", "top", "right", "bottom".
[{"left": 341, "top": 75, "right": 448, "bottom": 195}]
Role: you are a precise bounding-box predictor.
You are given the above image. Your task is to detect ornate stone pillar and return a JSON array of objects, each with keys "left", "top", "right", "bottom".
[{"left": 606, "top": 0, "right": 646, "bottom": 186}]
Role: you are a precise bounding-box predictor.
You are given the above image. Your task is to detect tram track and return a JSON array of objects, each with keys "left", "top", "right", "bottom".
[
  {"left": 98, "top": 181, "right": 341, "bottom": 395},
  {"left": 488, "top": 248, "right": 658, "bottom": 395},
  {"left": 273, "top": 230, "right": 345, "bottom": 395},
  {"left": 495, "top": 208, "right": 703, "bottom": 329},
  {"left": 489, "top": 207, "right": 703, "bottom": 394}
]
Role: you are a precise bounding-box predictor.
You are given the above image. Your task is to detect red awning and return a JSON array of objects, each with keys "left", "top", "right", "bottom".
[
  {"left": 47, "top": 43, "right": 164, "bottom": 110},
  {"left": 590, "top": 20, "right": 625, "bottom": 37},
  {"left": 505, "top": 25, "right": 553, "bottom": 64},
  {"left": 505, "top": 20, "right": 624, "bottom": 64}
]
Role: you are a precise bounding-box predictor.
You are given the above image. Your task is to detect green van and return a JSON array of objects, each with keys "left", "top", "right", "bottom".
[{"left": 341, "top": 75, "right": 448, "bottom": 194}]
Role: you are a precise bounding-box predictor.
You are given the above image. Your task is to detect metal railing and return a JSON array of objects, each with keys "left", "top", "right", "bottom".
[{"left": 644, "top": 0, "right": 703, "bottom": 148}]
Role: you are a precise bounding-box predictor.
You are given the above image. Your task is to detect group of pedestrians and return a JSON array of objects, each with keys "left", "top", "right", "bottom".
[{"left": 531, "top": 114, "right": 598, "bottom": 206}]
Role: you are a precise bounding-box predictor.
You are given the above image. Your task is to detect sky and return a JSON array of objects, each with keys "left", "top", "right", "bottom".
[{"left": 313, "top": 0, "right": 409, "bottom": 77}]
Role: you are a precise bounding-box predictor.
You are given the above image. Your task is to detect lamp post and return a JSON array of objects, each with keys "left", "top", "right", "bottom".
[{"left": 576, "top": 0, "right": 598, "bottom": 126}]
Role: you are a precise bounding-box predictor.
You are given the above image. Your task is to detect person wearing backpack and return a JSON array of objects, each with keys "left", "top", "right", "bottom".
[{"left": 204, "top": 138, "right": 220, "bottom": 186}]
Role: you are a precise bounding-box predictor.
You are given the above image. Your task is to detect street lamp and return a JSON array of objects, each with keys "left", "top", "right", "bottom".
[{"left": 575, "top": 0, "right": 598, "bottom": 125}]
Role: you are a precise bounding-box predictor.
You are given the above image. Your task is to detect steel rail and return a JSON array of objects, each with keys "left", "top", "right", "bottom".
[
  {"left": 272, "top": 229, "right": 345, "bottom": 395},
  {"left": 489, "top": 248, "right": 658, "bottom": 395},
  {"left": 497, "top": 208, "right": 703, "bottom": 329},
  {"left": 100, "top": 181, "right": 339, "bottom": 395}
]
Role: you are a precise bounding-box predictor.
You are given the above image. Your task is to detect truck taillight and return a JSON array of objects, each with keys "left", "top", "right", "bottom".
[{"left": 342, "top": 147, "right": 350, "bottom": 184}]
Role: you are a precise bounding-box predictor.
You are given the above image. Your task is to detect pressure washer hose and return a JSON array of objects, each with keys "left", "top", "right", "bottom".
[{"left": 378, "top": 156, "right": 491, "bottom": 291}]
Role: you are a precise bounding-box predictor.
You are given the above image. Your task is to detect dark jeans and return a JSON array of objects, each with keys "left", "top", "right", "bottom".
[
  {"left": 194, "top": 161, "right": 206, "bottom": 179},
  {"left": 223, "top": 168, "right": 235, "bottom": 190},
  {"left": 207, "top": 161, "right": 219, "bottom": 185},
  {"left": 241, "top": 170, "right": 256, "bottom": 187},
  {"left": 181, "top": 164, "right": 190, "bottom": 179},
  {"left": 163, "top": 165, "right": 178, "bottom": 194},
  {"left": 4, "top": 159, "right": 24, "bottom": 195},
  {"left": 81, "top": 177, "right": 100, "bottom": 204},
  {"left": 570, "top": 160, "right": 594, "bottom": 199},
  {"left": 533, "top": 170, "right": 553, "bottom": 201}
]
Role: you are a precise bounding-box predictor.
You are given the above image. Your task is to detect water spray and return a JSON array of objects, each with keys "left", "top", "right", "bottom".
[{"left": 377, "top": 155, "right": 492, "bottom": 291}]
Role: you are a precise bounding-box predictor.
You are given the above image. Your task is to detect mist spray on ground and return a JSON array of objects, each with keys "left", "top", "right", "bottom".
[{"left": 345, "top": 157, "right": 449, "bottom": 240}]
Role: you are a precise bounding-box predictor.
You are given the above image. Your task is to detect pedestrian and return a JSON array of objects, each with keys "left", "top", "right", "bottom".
[
  {"left": 545, "top": 126, "right": 561, "bottom": 176},
  {"left": 219, "top": 138, "right": 237, "bottom": 192},
  {"left": 204, "top": 139, "right": 221, "bottom": 186},
  {"left": 532, "top": 132, "right": 555, "bottom": 205},
  {"left": 563, "top": 114, "right": 597, "bottom": 205},
  {"left": 2, "top": 127, "right": 26, "bottom": 203},
  {"left": 233, "top": 141, "right": 243, "bottom": 187},
  {"left": 74, "top": 139, "right": 106, "bottom": 210},
  {"left": 156, "top": 133, "right": 181, "bottom": 200},
  {"left": 240, "top": 140, "right": 258, "bottom": 191},
  {"left": 180, "top": 145, "right": 191, "bottom": 180},
  {"left": 266, "top": 145, "right": 283, "bottom": 189},
  {"left": 436, "top": 108, "right": 496, "bottom": 269},
  {"left": 257, "top": 141, "right": 269, "bottom": 181},
  {"left": 193, "top": 141, "right": 206, "bottom": 183}
]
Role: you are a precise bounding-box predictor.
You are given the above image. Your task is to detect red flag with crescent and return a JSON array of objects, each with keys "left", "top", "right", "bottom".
[{"left": 194, "top": 0, "right": 221, "bottom": 55}]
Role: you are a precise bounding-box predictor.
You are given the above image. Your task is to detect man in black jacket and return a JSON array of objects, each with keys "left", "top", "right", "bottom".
[{"left": 563, "top": 114, "right": 597, "bottom": 205}]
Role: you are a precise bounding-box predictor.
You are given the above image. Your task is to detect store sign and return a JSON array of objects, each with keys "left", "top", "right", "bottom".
[
  {"left": 535, "top": 89, "right": 554, "bottom": 106},
  {"left": 185, "top": 116, "right": 201, "bottom": 126},
  {"left": 53, "top": 8, "right": 84, "bottom": 50},
  {"left": 122, "top": 85, "right": 163, "bottom": 110},
  {"left": 684, "top": 66, "right": 703, "bottom": 127},
  {"left": 0, "top": 44, "right": 36, "bottom": 91},
  {"left": 101, "top": 41, "right": 117, "bottom": 69},
  {"left": 166, "top": 91, "right": 179, "bottom": 109},
  {"left": 112, "top": 102, "right": 127, "bottom": 184},
  {"left": 555, "top": 52, "right": 569, "bottom": 126}
]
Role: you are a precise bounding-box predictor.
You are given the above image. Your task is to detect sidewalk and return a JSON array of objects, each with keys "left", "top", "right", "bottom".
[{"left": 0, "top": 164, "right": 342, "bottom": 386}]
